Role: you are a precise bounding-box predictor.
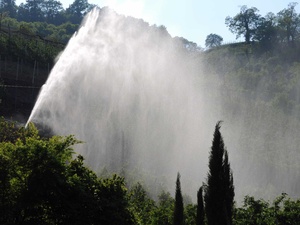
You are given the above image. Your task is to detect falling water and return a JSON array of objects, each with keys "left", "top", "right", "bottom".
[
  {"left": 27, "top": 7, "right": 213, "bottom": 197},
  {"left": 27, "top": 7, "right": 300, "bottom": 202}
]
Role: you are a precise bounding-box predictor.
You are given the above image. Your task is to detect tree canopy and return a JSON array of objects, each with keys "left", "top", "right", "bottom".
[
  {"left": 225, "top": 3, "right": 300, "bottom": 46},
  {"left": 225, "top": 5, "right": 260, "bottom": 44},
  {"left": 205, "top": 33, "right": 223, "bottom": 48},
  {"left": 0, "top": 118, "right": 135, "bottom": 224},
  {"left": 1, "top": 118, "right": 300, "bottom": 224},
  {"left": 1, "top": 0, "right": 95, "bottom": 25}
]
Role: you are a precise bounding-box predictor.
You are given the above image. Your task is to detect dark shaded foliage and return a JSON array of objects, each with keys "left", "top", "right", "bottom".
[
  {"left": 196, "top": 186, "right": 205, "bottom": 225},
  {"left": 204, "top": 121, "right": 234, "bottom": 225},
  {"left": 0, "top": 120, "right": 135, "bottom": 225},
  {"left": 173, "top": 173, "right": 184, "bottom": 225}
]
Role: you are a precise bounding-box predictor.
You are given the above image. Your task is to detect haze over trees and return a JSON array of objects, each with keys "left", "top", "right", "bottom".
[
  {"left": 1, "top": 1, "right": 300, "bottom": 225},
  {"left": 1, "top": 118, "right": 300, "bottom": 224}
]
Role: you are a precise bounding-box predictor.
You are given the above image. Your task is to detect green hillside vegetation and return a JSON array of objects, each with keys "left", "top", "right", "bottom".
[
  {"left": 1, "top": 2, "right": 300, "bottom": 224},
  {"left": 203, "top": 41, "right": 300, "bottom": 114},
  {"left": 1, "top": 118, "right": 300, "bottom": 224},
  {"left": 0, "top": 19, "right": 65, "bottom": 65},
  {"left": 1, "top": 2, "right": 300, "bottom": 118},
  {"left": 204, "top": 3, "right": 300, "bottom": 115}
]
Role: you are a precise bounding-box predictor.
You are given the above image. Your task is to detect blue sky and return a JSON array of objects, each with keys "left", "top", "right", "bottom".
[{"left": 16, "top": 0, "right": 299, "bottom": 47}]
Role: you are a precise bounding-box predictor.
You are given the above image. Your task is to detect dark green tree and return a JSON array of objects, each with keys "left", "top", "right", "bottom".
[
  {"left": 174, "top": 36, "right": 200, "bottom": 52},
  {"left": 0, "top": 0, "right": 17, "bottom": 17},
  {"left": 184, "top": 204, "right": 197, "bottom": 225},
  {"left": 204, "top": 121, "right": 234, "bottom": 225},
  {"left": 41, "top": 0, "right": 63, "bottom": 24},
  {"left": 152, "top": 191, "right": 174, "bottom": 225},
  {"left": 0, "top": 120, "right": 135, "bottom": 225},
  {"left": 253, "top": 12, "right": 278, "bottom": 49},
  {"left": 225, "top": 5, "right": 261, "bottom": 44},
  {"left": 129, "top": 182, "right": 156, "bottom": 225},
  {"left": 205, "top": 33, "right": 223, "bottom": 48},
  {"left": 277, "top": 2, "right": 300, "bottom": 44},
  {"left": 17, "top": 0, "right": 44, "bottom": 22},
  {"left": 65, "top": 0, "right": 94, "bottom": 24},
  {"left": 16, "top": 3, "right": 29, "bottom": 21},
  {"left": 196, "top": 186, "right": 205, "bottom": 225},
  {"left": 173, "top": 172, "right": 184, "bottom": 225},
  {"left": 25, "top": 0, "right": 44, "bottom": 21},
  {"left": 233, "top": 193, "right": 300, "bottom": 225}
]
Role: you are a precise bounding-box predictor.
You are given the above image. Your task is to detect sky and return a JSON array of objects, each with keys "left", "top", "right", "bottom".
[{"left": 16, "top": 0, "right": 299, "bottom": 47}]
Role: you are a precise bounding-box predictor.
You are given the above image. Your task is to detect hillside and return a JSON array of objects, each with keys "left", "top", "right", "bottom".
[
  {"left": 1, "top": 3, "right": 300, "bottom": 225},
  {"left": 1, "top": 7, "right": 300, "bottom": 201},
  {"left": 200, "top": 41, "right": 300, "bottom": 199},
  {"left": 0, "top": 22, "right": 65, "bottom": 119},
  {"left": 203, "top": 42, "right": 300, "bottom": 114}
]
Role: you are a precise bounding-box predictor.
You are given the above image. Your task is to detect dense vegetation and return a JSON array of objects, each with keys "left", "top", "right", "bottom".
[
  {"left": 0, "top": 118, "right": 135, "bottom": 224},
  {"left": 0, "top": 0, "right": 95, "bottom": 26},
  {"left": 1, "top": 118, "right": 300, "bottom": 224},
  {"left": 203, "top": 3, "right": 300, "bottom": 115},
  {"left": 2, "top": 2, "right": 300, "bottom": 115},
  {"left": 225, "top": 3, "right": 300, "bottom": 46}
]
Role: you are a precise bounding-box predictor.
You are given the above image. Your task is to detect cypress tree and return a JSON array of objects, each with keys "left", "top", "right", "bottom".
[
  {"left": 196, "top": 186, "right": 205, "bottom": 225},
  {"left": 173, "top": 172, "right": 184, "bottom": 225},
  {"left": 204, "top": 121, "right": 234, "bottom": 225},
  {"left": 223, "top": 150, "right": 235, "bottom": 225}
]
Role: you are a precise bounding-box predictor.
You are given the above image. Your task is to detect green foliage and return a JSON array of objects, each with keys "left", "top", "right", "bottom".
[
  {"left": 0, "top": 131, "right": 76, "bottom": 223},
  {"left": 203, "top": 38, "right": 300, "bottom": 116},
  {"left": 0, "top": 0, "right": 17, "bottom": 18},
  {"left": 277, "top": 2, "right": 299, "bottom": 44},
  {"left": 1, "top": 0, "right": 95, "bottom": 25},
  {"left": 1, "top": 119, "right": 300, "bottom": 225},
  {"left": 225, "top": 3, "right": 300, "bottom": 45},
  {"left": 277, "top": 197, "right": 300, "bottom": 224},
  {"left": 234, "top": 193, "right": 300, "bottom": 225},
  {"left": 234, "top": 196, "right": 274, "bottom": 225},
  {"left": 0, "top": 20, "right": 65, "bottom": 65},
  {"left": 225, "top": 5, "right": 260, "bottom": 43},
  {"left": 129, "top": 182, "right": 156, "bottom": 225},
  {"left": 0, "top": 119, "right": 135, "bottom": 225},
  {"left": 152, "top": 191, "right": 175, "bottom": 225},
  {"left": 205, "top": 33, "right": 223, "bottom": 48},
  {"left": 0, "top": 13, "right": 79, "bottom": 66},
  {"left": 0, "top": 117, "right": 39, "bottom": 143},
  {"left": 65, "top": 0, "right": 94, "bottom": 24},
  {"left": 184, "top": 204, "right": 197, "bottom": 225}
]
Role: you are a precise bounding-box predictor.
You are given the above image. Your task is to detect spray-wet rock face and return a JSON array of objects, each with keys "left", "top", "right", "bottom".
[{"left": 28, "top": 7, "right": 300, "bottom": 201}]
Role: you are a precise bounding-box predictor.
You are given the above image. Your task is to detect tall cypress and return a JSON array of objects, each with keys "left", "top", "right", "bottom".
[
  {"left": 204, "top": 121, "right": 234, "bottom": 225},
  {"left": 223, "top": 150, "right": 235, "bottom": 225},
  {"left": 196, "top": 186, "right": 205, "bottom": 225},
  {"left": 173, "top": 172, "right": 184, "bottom": 225}
]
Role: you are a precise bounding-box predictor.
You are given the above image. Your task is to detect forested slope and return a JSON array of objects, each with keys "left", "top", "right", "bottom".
[{"left": 1, "top": 2, "right": 300, "bottom": 225}]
